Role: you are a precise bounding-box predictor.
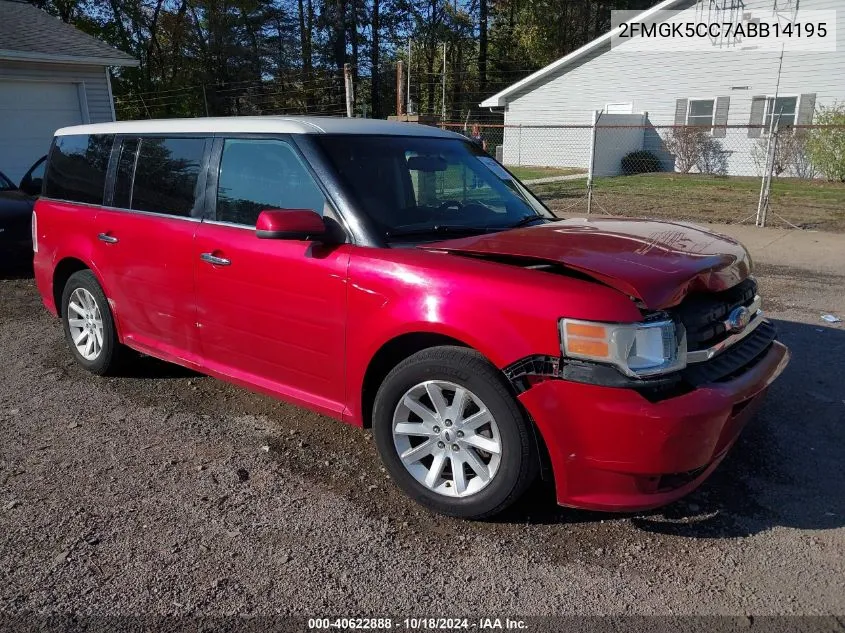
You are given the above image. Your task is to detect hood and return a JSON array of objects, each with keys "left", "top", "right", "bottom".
[{"left": 422, "top": 217, "right": 752, "bottom": 309}]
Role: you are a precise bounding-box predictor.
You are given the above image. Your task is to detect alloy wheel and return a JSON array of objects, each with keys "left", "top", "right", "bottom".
[
  {"left": 67, "top": 287, "right": 104, "bottom": 361},
  {"left": 392, "top": 380, "right": 502, "bottom": 497}
]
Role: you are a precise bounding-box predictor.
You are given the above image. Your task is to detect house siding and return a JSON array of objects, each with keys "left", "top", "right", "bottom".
[
  {"left": 0, "top": 60, "right": 115, "bottom": 124},
  {"left": 500, "top": 0, "right": 845, "bottom": 173}
]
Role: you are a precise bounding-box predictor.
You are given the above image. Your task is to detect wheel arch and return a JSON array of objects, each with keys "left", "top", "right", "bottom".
[
  {"left": 51, "top": 257, "right": 122, "bottom": 341},
  {"left": 360, "top": 331, "right": 556, "bottom": 488},
  {"left": 52, "top": 257, "right": 91, "bottom": 317},
  {"left": 360, "top": 332, "right": 471, "bottom": 429}
]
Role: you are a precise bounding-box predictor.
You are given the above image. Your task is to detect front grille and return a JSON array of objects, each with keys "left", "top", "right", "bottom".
[
  {"left": 671, "top": 278, "right": 758, "bottom": 351},
  {"left": 682, "top": 320, "right": 776, "bottom": 386},
  {"left": 668, "top": 277, "right": 775, "bottom": 387}
]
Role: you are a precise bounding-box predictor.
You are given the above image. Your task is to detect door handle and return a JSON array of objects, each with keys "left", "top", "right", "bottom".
[
  {"left": 200, "top": 252, "right": 231, "bottom": 266},
  {"left": 98, "top": 233, "right": 119, "bottom": 244}
]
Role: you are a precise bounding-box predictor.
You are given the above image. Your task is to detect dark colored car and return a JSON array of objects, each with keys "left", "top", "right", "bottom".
[{"left": 0, "top": 156, "right": 46, "bottom": 250}]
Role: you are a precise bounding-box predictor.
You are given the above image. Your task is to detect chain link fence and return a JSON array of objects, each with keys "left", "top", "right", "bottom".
[{"left": 440, "top": 121, "right": 845, "bottom": 232}]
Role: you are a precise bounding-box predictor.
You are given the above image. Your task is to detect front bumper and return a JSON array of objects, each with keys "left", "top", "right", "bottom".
[{"left": 518, "top": 340, "right": 790, "bottom": 512}]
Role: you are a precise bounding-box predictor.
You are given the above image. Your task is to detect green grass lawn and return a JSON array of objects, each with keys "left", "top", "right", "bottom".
[
  {"left": 529, "top": 172, "right": 845, "bottom": 231},
  {"left": 507, "top": 166, "right": 586, "bottom": 181}
]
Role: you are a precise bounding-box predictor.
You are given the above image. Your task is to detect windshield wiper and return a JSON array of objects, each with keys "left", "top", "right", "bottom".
[
  {"left": 386, "top": 224, "right": 497, "bottom": 240},
  {"left": 508, "top": 214, "right": 549, "bottom": 229}
]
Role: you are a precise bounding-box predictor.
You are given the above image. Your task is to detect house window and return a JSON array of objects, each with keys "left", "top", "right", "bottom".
[
  {"left": 764, "top": 96, "right": 798, "bottom": 131},
  {"left": 687, "top": 99, "right": 715, "bottom": 130}
]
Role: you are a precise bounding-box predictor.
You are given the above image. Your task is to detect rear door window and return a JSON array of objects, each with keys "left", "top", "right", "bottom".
[
  {"left": 130, "top": 137, "right": 206, "bottom": 217},
  {"left": 44, "top": 134, "right": 112, "bottom": 205},
  {"left": 215, "top": 138, "right": 327, "bottom": 226}
]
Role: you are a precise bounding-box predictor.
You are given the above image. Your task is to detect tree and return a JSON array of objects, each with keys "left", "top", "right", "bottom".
[
  {"left": 370, "top": 0, "right": 381, "bottom": 116},
  {"left": 26, "top": 0, "right": 670, "bottom": 121},
  {"left": 478, "top": 0, "right": 487, "bottom": 93}
]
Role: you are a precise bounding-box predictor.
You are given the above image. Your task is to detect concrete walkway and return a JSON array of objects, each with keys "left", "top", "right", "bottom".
[
  {"left": 699, "top": 222, "right": 845, "bottom": 275},
  {"left": 522, "top": 172, "right": 588, "bottom": 185},
  {"left": 556, "top": 214, "right": 845, "bottom": 276}
]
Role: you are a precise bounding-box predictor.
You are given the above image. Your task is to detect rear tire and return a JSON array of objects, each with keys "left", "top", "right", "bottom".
[
  {"left": 61, "top": 270, "right": 121, "bottom": 376},
  {"left": 373, "top": 346, "right": 537, "bottom": 519}
]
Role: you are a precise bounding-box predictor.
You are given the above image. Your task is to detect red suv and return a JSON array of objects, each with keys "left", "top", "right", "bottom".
[{"left": 33, "top": 118, "right": 789, "bottom": 519}]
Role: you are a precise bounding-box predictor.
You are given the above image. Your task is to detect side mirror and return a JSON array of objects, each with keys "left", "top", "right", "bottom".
[{"left": 256, "top": 209, "right": 326, "bottom": 240}]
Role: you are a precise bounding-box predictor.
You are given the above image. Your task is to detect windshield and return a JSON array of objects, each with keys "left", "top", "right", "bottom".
[
  {"left": 0, "top": 171, "right": 14, "bottom": 191},
  {"left": 314, "top": 135, "right": 553, "bottom": 240}
]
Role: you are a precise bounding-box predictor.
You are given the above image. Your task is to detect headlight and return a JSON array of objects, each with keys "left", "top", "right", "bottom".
[{"left": 559, "top": 318, "right": 686, "bottom": 378}]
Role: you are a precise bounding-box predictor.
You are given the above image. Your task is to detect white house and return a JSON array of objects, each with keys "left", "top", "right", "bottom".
[
  {"left": 0, "top": 0, "right": 137, "bottom": 182},
  {"left": 480, "top": 0, "right": 844, "bottom": 176}
]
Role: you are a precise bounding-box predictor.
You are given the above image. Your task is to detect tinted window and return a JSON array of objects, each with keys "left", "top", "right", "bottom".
[
  {"left": 44, "top": 134, "right": 112, "bottom": 204},
  {"left": 315, "top": 135, "right": 548, "bottom": 238},
  {"left": 408, "top": 155, "right": 507, "bottom": 214},
  {"left": 113, "top": 138, "right": 139, "bottom": 209},
  {"left": 132, "top": 137, "right": 205, "bottom": 217},
  {"left": 216, "top": 139, "right": 326, "bottom": 226}
]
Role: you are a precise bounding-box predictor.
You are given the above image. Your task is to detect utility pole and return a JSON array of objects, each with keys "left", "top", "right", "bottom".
[
  {"left": 344, "top": 63, "right": 354, "bottom": 118},
  {"left": 396, "top": 60, "right": 405, "bottom": 116},
  {"left": 407, "top": 39, "right": 412, "bottom": 115},
  {"left": 441, "top": 42, "right": 447, "bottom": 121},
  {"left": 202, "top": 85, "right": 210, "bottom": 117},
  {"left": 756, "top": 44, "right": 785, "bottom": 227}
]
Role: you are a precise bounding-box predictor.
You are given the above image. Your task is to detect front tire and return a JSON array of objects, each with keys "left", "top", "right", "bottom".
[
  {"left": 373, "top": 346, "right": 537, "bottom": 519},
  {"left": 61, "top": 270, "right": 121, "bottom": 375}
]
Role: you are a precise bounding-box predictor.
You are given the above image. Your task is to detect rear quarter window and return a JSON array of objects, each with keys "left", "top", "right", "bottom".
[{"left": 44, "top": 134, "right": 112, "bottom": 205}]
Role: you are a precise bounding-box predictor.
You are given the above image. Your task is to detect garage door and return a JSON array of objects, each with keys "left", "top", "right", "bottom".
[{"left": 0, "top": 80, "right": 85, "bottom": 183}]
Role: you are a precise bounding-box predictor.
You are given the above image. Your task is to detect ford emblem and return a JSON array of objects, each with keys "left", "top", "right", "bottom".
[{"left": 726, "top": 306, "right": 751, "bottom": 332}]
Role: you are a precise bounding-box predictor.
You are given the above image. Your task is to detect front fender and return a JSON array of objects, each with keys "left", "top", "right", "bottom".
[{"left": 343, "top": 248, "right": 640, "bottom": 426}]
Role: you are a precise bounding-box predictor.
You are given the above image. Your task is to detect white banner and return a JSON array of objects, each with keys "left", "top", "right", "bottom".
[{"left": 610, "top": 9, "right": 837, "bottom": 52}]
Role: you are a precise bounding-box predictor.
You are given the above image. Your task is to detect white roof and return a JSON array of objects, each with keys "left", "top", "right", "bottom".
[
  {"left": 480, "top": 0, "right": 684, "bottom": 107},
  {"left": 55, "top": 116, "right": 462, "bottom": 138}
]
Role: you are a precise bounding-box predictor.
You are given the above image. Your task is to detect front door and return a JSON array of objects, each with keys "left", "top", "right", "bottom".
[{"left": 194, "top": 137, "right": 349, "bottom": 417}]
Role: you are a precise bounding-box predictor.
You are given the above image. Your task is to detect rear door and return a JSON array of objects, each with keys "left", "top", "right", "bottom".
[
  {"left": 94, "top": 135, "right": 209, "bottom": 364},
  {"left": 193, "top": 136, "right": 350, "bottom": 417}
]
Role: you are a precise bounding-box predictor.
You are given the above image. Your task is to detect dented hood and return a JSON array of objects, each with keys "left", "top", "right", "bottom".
[{"left": 423, "top": 217, "right": 752, "bottom": 309}]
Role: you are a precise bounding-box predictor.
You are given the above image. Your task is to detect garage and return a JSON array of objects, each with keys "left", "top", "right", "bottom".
[
  {"left": 0, "top": 0, "right": 138, "bottom": 182},
  {"left": 0, "top": 80, "right": 85, "bottom": 182}
]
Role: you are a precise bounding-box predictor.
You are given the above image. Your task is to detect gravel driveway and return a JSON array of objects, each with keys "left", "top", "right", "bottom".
[{"left": 0, "top": 246, "right": 843, "bottom": 624}]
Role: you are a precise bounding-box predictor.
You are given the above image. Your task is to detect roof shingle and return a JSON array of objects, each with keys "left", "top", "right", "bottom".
[{"left": 0, "top": 0, "right": 138, "bottom": 66}]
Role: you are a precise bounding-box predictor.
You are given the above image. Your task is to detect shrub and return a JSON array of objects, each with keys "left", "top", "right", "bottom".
[
  {"left": 663, "top": 127, "right": 728, "bottom": 175},
  {"left": 663, "top": 127, "right": 704, "bottom": 173},
  {"left": 696, "top": 139, "right": 728, "bottom": 176},
  {"left": 751, "top": 129, "right": 815, "bottom": 179},
  {"left": 789, "top": 131, "right": 817, "bottom": 179},
  {"left": 806, "top": 103, "right": 845, "bottom": 182},
  {"left": 621, "top": 150, "right": 663, "bottom": 174}
]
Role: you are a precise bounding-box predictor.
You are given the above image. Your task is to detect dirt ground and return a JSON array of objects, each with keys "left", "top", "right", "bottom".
[{"left": 0, "top": 229, "right": 844, "bottom": 624}]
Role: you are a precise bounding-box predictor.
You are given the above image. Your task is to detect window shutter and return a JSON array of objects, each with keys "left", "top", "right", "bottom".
[
  {"left": 748, "top": 96, "right": 766, "bottom": 137},
  {"left": 797, "top": 93, "right": 816, "bottom": 125},
  {"left": 674, "top": 99, "right": 688, "bottom": 125},
  {"left": 712, "top": 97, "right": 730, "bottom": 137}
]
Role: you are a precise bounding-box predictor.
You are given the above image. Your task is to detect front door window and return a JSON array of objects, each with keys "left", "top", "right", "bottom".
[{"left": 216, "top": 139, "right": 327, "bottom": 226}]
